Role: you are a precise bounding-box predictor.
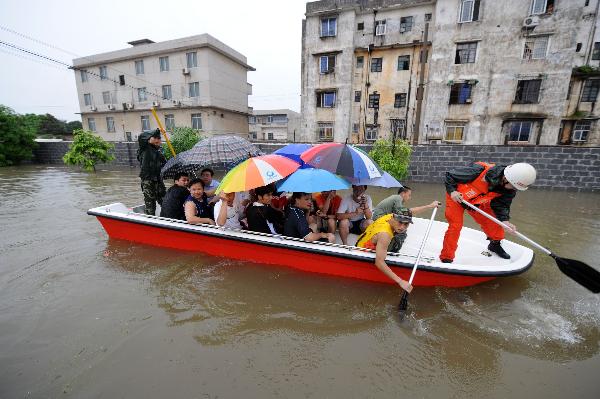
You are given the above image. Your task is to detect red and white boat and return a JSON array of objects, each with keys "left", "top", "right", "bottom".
[{"left": 88, "top": 203, "right": 534, "bottom": 287}]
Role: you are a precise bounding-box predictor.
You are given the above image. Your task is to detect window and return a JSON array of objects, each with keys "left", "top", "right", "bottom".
[
  {"left": 102, "top": 91, "right": 111, "bottom": 104},
  {"left": 576, "top": 43, "right": 583, "bottom": 52},
  {"left": 572, "top": 120, "right": 591, "bottom": 142},
  {"left": 509, "top": 121, "right": 532, "bottom": 142},
  {"left": 353, "top": 123, "right": 359, "bottom": 133},
  {"left": 162, "top": 85, "right": 172, "bottom": 100},
  {"left": 523, "top": 36, "right": 549, "bottom": 60},
  {"left": 390, "top": 119, "right": 406, "bottom": 140},
  {"left": 394, "top": 93, "right": 407, "bottom": 108},
  {"left": 445, "top": 122, "right": 466, "bottom": 142},
  {"left": 400, "top": 16, "right": 413, "bottom": 32},
  {"left": 455, "top": 42, "right": 477, "bottom": 64},
  {"left": 365, "top": 125, "right": 378, "bottom": 141},
  {"left": 141, "top": 116, "right": 150, "bottom": 131},
  {"left": 449, "top": 83, "right": 473, "bottom": 104},
  {"left": 99, "top": 66, "right": 107, "bottom": 80},
  {"left": 106, "top": 117, "right": 115, "bottom": 133},
  {"left": 397, "top": 55, "right": 410, "bottom": 70},
  {"left": 515, "top": 79, "right": 541, "bottom": 104},
  {"left": 321, "top": 17, "right": 337, "bottom": 37},
  {"left": 459, "top": 0, "right": 480, "bottom": 23},
  {"left": 88, "top": 118, "right": 96, "bottom": 132},
  {"left": 354, "top": 90, "right": 361, "bottom": 102},
  {"left": 191, "top": 113, "right": 202, "bottom": 130},
  {"left": 582, "top": 80, "right": 600, "bottom": 102},
  {"left": 164, "top": 114, "right": 175, "bottom": 130},
  {"left": 320, "top": 54, "right": 336, "bottom": 74},
  {"left": 368, "top": 93, "right": 380, "bottom": 108},
  {"left": 425, "top": 13, "right": 432, "bottom": 22},
  {"left": 80, "top": 70, "right": 88, "bottom": 82},
  {"left": 159, "top": 56, "right": 169, "bottom": 72},
  {"left": 267, "top": 116, "right": 273, "bottom": 123},
  {"left": 186, "top": 51, "right": 197, "bottom": 68},
  {"left": 531, "top": 0, "right": 554, "bottom": 15},
  {"left": 83, "top": 93, "right": 92, "bottom": 106},
  {"left": 317, "top": 122, "right": 334, "bottom": 141},
  {"left": 138, "top": 87, "right": 147, "bottom": 102},
  {"left": 357, "top": 22, "right": 364, "bottom": 30},
  {"left": 356, "top": 56, "right": 364, "bottom": 68},
  {"left": 371, "top": 57, "right": 383, "bottom": 72},
  {"left": 249, "top": 131, "right": 257, "bottom": 140},
  {"left": 272, "top": 115, "right": 287, "bottom": 123},
  {"left": 593, "top": 43, "right": 600, "bottom": 60},
  {"left": 189, "top": 82, "right": 200, "bottom": 97},
  {"left": 316, "top": 91, "right": 336, "bottom": 107},
  {"left": 135, "top": 60, "right": 144, "bottom": 75},
  {"left": 249, "top": 116, "right": 256, "bottom": 124},
  {"left": 267, "top": 132, "right": 274, "bottom": 140},
  {"left": 119, "top": 75, "right": 125, "bottom": 86},
  {"left": 375, "top": 20, "right": 386, "bottom": 36}
]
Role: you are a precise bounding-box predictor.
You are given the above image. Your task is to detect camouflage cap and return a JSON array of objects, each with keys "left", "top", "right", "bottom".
[{"left": 393, "top": 208, "right": 413, "bottom": 224}]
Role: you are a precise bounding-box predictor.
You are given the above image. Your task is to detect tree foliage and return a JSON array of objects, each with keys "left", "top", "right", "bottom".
[
  {"left": 369, "top": 139, "right": 412, "bottom": 181},
  {"left": 0, "top": 106, "right": 38, "bottom": 166},
  {"left": 65, "top": 121, "right": 83, "bottom": 134},
  {"left": 38, "top": 114, "right": 67, "bottom": 136},
  {"left": 63, "top": 129, "right": 115, "bottom": 172},
  {"left": 162, "top": 126, "right": 203, "bottom": 159}
]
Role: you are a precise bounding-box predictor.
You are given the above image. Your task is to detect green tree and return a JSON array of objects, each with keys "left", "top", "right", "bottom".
[
  {"left": 369, "top": 139, "right": 412, "bottom": 181},
  {"left": 0, "top": 106, "right": 38, "bottom": 166},
  {"left": 63, "top": 129, "right": 115, "bottom": 172},
  {"left": 65, "top": 120, "right": 83, "bottom": 134},
  {"left": 162, "top": 126, "right": 203, "bottom": 159},
  {"left": 38, "top": 113, "right": 67, "bottom": 137}
]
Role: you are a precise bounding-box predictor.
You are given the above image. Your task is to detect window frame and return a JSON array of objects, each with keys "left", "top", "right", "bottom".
[
  {"left": 159, "top": 56, "right": 170, "bottom": 72},
  {"left": 354, "top": 90, "right": 362, "bottom": 102},
  {"left": 320, "top": 54, "right": 336, "bottom": 74},
  {"left": 390, "top": 118, "right": 406, "bottom": 140},
  {"left": 102, "top": 91, "right": 111, "bottom": 105},
  {"left": 137, "top": 87, "right": 147, "bottom": 102},
  {"left": 400, "top": 16, "right": 413, "bottom": 32},
  {"left": 365, "top": 125, "right": 378, "bottom": 141},
  {"left": 191, "top": 113, "right": 202, "bottom": 130},
  {"left": 375, "top": 20, "right": 387, "bottom": 36},
  {"left": 397, "top": 55, "right": 410, "bottom": 71},
  {"left": 356, "top": 56, "right": 364, "bottom": 68},
  {"left": 572, "top": 120, "right": 591, "bottom": 142},
  {"left": 458, "top": 0, "right": 480, "bottom": 23},
  {"left": 530, "top": 0, "right": 552, "bottom": 15},
  {"left": 88, "top": 118, "right": 96, "bottom": 132},
  {"left": 508, "top": 120, "right": 533, "bottom": 142},
  {"left": 80, "top": 70, "right": 88, "bottom": 82},
  {"left": 141, "top": 115, "right": 150, "bottom": 132},
  {"left": 99, "top": 66, "right": 108, "bottom": 80},
  {"left": 368, "top": 93, "right": 380, "bottom": 108},
  {"left": 106, "top": 117, "right": 115, "bottom": 133},
  {"left": 523, "top": 35, "right": 549, "bottom": 60},
  {"left": 582, "top": 79, "right": 600, "bottom": 102},
  {"left": 593, "top": 42, "right": 600, "bottom": 60},
  {"left": 444, "top": 121, "right": 466, "bottom": 142},
  {"left": 316, "top": 91, "right": 336, "bottom": 108},
  {"left": 83, "top": 93, "right": 92, "bottom": 106},
  {"left": 162, "top": 85, "right": 172, "bottom": 100},
  {"left": 449, "top": 83, "right": 474, "bottom": 104},
  {"left": 164, "top": 114, "right": 175, "bottom": 130},
  {"left": 135, "top": 60, "right": 144, "bottom": 75},
  {"left": 320, "top": 17, "right": 337, "bottom": 37},
  {"left": 317, "top": 122, "right": 334, "bottom": 141},
  {"left": 394, "top": 93, "right": 407, "bottom": 108},
  {"left": 189, "top": 82, "right": 200, "bottom": 98},
  {"left": 186, "top": 51, "right": 198, "bottom": 68},
  {"left": 455, "top": 42, "right": 478, "bottom": 64},
  {"left": 514, "top": 79, "right": 542, "bottom": 104},
  {"left": 371, "top": 57, "right": 383, "bottom": 72}
]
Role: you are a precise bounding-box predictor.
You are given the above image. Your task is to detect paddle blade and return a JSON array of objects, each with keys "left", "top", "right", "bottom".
[
  {"left": 552, "top": 255, "right": 600, "bottom": 293},
  {"left": 398, "top": 291, "right": 410, "bottom": 321}
]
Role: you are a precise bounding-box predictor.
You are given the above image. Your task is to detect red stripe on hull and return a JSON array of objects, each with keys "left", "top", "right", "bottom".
[{"left": 96, "top": 216, "right": 495, "bottom": 287}]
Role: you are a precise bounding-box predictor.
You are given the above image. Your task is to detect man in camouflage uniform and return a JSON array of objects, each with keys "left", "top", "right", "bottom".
[{"left": 137, "top": 129, "right": 167, "bottom": 215}]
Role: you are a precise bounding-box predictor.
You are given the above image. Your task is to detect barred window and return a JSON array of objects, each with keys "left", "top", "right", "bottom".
[
  {"left": 515, "top": 79, "right": 541, "bottom": 104},
  {"left": 317, "top": 122, "right": 334, "bottom": 141},
  {"left": 455, "top": 42, "right": 477, "bottom": 64},
  {"left": 581, "top": 80, "right": 600, "bottom": 102},
  {"left": 394, "top": 93, "right": 407, "bottom": 108},
  {"left": 371, "top": 58, "right": 383, "bottom": 72},
  {"left": 397, "top": 55, "right": 410, "bottom": 71},
  {"left": 445, "top": 122, "right": 466, "bottom": 142},
  {"left": 368, "top": 93, "right": 380, "bottom": 108}
]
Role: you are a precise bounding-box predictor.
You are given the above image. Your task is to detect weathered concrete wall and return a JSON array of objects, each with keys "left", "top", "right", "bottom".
[{"left": 33, "top": 141, "right": 600, "bottom": 191}]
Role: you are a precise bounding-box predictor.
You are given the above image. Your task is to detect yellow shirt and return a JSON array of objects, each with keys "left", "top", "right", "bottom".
[{"left": 356, "top": 214, "right": 394, "bottom": 249}]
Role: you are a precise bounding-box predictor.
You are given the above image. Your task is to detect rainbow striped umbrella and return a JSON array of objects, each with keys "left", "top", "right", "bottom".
[{"left": 216, "top": 154, "right": 300, "bottom": 193}]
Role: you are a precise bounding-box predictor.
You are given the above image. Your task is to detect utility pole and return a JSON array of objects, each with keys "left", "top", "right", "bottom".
[{"left": 413, "top": 22, "right": 429, "bottom": 145}]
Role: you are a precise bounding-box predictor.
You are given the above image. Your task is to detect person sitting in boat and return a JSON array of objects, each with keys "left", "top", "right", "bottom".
[
  {"left": 336, "top": 185, "right": 374, "bottom": 245},
  {"left": 159, "top": 172, "right": 190, "bottom": 220},
  {"left": 246, "top": 184, "right": 284, "bottom": 234},
  {"left": 372, "top": 186, "right": 440, "bottom": 252},
  {"left": 313, "top": 190, "right": 342, "bottom": 235},
  {"left": 440, "top": 162, "right": 536, "bottom": 263},
  {"left": 284, "top": 192, "right": 335, "bottom": 243},
  {"left": 200, "top": 167, "right": 220, "bottom": 204},
  {"left": 184, "top": 178, "right": 215, "bottom": 225},
  {"left": 356, "top": 212, "right": 414, "bottom": 293},
  {"left": 214, "top": 191, "right": 244, "bottom": 230}
]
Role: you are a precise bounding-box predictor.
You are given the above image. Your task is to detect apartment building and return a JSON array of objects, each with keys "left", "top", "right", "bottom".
[
  {"left": 72, "top": 34, "right": 255, "bottom": 141},
  {"left": 301, "top": 0, "right": 600, "bottom": 146},
  {"left": 248, "top": 109, "right": 301, "bottom": 142}
]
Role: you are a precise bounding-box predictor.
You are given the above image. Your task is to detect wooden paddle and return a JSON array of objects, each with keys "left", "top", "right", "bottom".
[
  {"left": 399, "top": 207, "right": 438, "bottom": 320},
  {"left": 462, "top": 200, "right": 600, "bottom": 293}
]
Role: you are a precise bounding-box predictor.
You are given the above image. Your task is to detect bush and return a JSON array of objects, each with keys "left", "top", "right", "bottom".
[
  {"left": 63, "top": 129, "right": 115, "bottom": 172},
  {"left": 0, "top": 106, "right": 38, "bottom": 166},
  {"left": 369, "top": 139, "right": 412, "bottom": 181},
  {"left": 162, "top": 127, "right": 203, "bottom": 159}
]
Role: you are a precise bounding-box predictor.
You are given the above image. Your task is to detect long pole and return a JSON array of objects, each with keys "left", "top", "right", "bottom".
[
  {"left": 412, "top": 22, "right": 429, "bottom": 145},
  {"left": 151, "top": 107, "right": 176, "bottom": 157}
]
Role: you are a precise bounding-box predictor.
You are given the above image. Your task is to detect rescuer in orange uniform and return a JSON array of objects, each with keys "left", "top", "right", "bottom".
[{"left": 439, "top": 162, "right": 537, "bottom": 263}]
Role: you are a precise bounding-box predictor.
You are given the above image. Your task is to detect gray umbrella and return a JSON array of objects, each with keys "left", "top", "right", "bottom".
[{"left": 161, "top": 134, "right": 263, "bottom": 180}]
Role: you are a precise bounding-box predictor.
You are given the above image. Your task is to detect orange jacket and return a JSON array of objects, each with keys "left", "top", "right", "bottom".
[{"left": 457, "top": 162, "right": 502, "bottom": 205}]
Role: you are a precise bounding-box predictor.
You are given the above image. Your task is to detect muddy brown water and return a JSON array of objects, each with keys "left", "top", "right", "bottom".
[{"left": 0, "top": 165, "right": 599, "bottom": 398}]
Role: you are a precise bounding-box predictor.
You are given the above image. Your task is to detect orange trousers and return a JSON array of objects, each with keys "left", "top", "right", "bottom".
[{"left": 440, "top": 194, "right": 505, "bottom": 261}]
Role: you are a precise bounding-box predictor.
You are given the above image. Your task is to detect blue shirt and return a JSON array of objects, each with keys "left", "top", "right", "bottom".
[
  {"left": 283, "top": 206, "right": 311, "bottom": 239},
  {"left": 184, "top": 194, "right": 212, "bottom": 219}
]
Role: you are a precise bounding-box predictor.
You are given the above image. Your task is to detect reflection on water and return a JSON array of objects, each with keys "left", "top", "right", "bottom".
[{"left": 1, "top": 165, "right": 599, "bottom": 398}]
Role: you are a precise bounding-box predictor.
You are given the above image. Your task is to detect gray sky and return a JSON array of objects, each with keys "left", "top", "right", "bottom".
[{"left": 0, "top": 0, "right": 307, "bottom": 122}]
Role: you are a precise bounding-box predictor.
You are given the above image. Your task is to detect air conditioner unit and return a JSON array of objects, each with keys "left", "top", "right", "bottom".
[
  {"left": 523, "top": 16, "right": 540, "bottom": 28},
  {"left": 107, "top": 104, "right": 115, "bottom": 110},
  {"left": 125, "top": 103, "right": 134, "bottom": 110},
  {"left": 90, "top": 106, "right": 97, "bottom": 111},
  {"left": 182, "top": 67, "right": 190, "bottom": 75},
  {"left": 152, "top": 101, "right": 160, "bottom": 107}
]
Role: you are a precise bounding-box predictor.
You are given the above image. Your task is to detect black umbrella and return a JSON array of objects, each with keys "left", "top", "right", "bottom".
[{"left": 161, "top": 134, "right": 262, "bottom": 180}]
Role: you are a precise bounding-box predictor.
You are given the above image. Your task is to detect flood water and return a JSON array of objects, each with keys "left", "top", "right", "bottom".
[{"left": 1, "top": 165, "right": 599, "bottom": 398}]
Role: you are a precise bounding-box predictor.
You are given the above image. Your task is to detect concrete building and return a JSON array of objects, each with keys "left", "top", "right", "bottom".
[
  {"left": 301, "top": 0, "right": 600, "bottom": 146},
  {"left": 72, "top": 34, "right": 255, "bottom": 141},
  {"left": 248, "top": 109, "right": 302, "bottom": 142}
]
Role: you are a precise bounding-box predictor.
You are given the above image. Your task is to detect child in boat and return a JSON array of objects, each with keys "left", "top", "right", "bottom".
[
  {"left": 284, "top": 192, "right": 335, "bottom": 243},
  {"left": 184, "top": 179, "right": 215, "bottom": 225},
  {"left": 313, "top": 190, "right": 342, "bottom": 234},
  {"left": 246, "top": 185, "right": 284, "bottom": 234},
  {"left": 356, "top": 212, "right": 414, "bottom": 293},
  {"left": 160, "top": 172, "right": 190, "bottom": 220}
]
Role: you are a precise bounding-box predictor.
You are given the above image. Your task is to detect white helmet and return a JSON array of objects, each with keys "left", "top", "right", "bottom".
[{"left": 504, "top": 163, "right": 536, "bottom": 191}]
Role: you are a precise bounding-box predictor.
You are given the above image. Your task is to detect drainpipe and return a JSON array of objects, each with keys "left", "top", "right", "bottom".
[{"left": 412, "top": 22, "right": 429, "bottom": 145}]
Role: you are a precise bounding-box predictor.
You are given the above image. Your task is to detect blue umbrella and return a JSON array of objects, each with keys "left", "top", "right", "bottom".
[
  {"left": 273, "top": 143, "right": 312, "bottom": 164},
  {"left": 276, "top": 168, "right": 350, "bottom": 193},
  {"left": 348, "top": 172, "right": 403, "bottom": 188}
]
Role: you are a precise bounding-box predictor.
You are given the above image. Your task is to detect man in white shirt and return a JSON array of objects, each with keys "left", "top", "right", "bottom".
[
  {"left": 214, "top": 192, "right": 243, "bottom": 229},
  {"left": 336, "top": 185, "right": 374, "bottom": 245}
]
